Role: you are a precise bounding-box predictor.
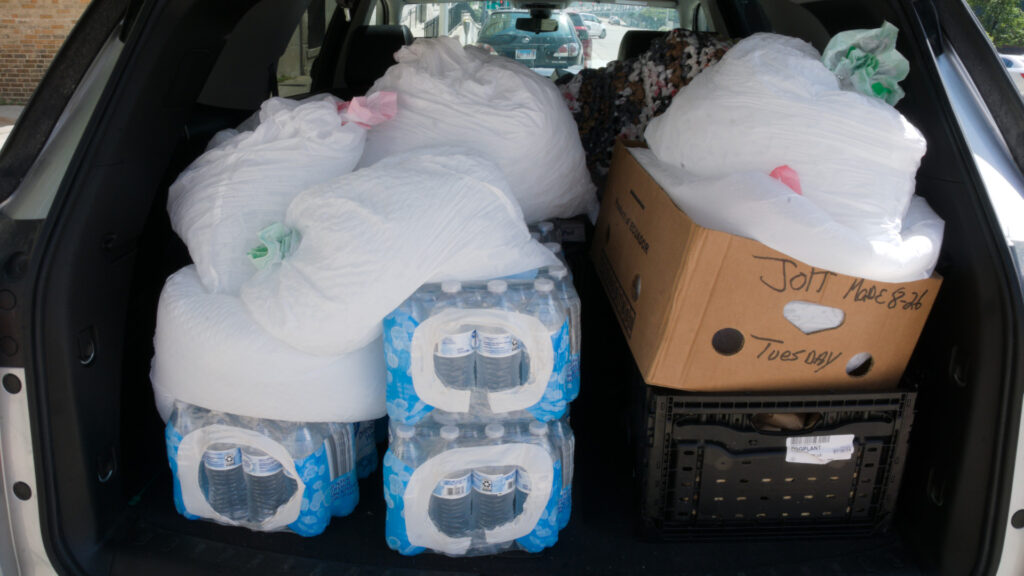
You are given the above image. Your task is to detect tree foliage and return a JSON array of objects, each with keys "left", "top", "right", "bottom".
[
  {"left": 624, "top": 8, "right": 677, "bottom": 30},
  {"left": 969, "top": 0, "right": 1024, "bottom": 48}
]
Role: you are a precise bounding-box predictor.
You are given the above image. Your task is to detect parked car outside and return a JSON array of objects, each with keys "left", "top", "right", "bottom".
[
  {"left": 580, "top": 12, "right": 607, "bottom": 39},
  {"left": 999, "top": 53, "right": 1024, "bottom": 94},
  {"left": 564, "top": 11, "right": 592, "bottom": 67},
  {"left": 476, "top": 10, "right": 583, "bottom": 72}
]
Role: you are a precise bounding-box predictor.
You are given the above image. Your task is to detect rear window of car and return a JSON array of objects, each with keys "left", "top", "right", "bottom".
[
  {"left": 481, "top": 12, "right": 574, "bottom": 38},
  {"left": 399, "top": 1, "right": 682, "bottom": 69}
]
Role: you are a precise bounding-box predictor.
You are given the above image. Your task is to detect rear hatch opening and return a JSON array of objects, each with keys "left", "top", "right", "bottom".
[{"left": 14, "top": 0, "right": 1024, "bottom": 574}]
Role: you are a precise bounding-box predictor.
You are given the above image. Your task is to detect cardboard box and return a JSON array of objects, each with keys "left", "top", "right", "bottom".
[{"left": 591, "top": 142, "right": 942, "bottom": 392}]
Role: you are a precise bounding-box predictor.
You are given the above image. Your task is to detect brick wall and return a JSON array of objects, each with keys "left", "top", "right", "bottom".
[{"left": 0, "top": 0, "right": 91, "bottom": 105}]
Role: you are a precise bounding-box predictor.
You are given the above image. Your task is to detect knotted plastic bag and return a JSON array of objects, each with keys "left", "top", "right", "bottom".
[
  {"left": 240, "top": 148, "right": 560, "bottom": 356},
  {"left": 361, "top": 37, "right": 598, "bottom": 224},
  {"left": 168, "top": 92, "right": 396, "bottom": 294},
  {"left": 645, "top": 33, "right": 926, "bottom": 245},
  {"left": 822, "top": 21, "right": 910, "bottom": 106}
]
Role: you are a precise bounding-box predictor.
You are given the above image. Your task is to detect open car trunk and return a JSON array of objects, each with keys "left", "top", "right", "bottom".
[{"left": 8, "top": 0, "right": 1023, "bottom": 574}]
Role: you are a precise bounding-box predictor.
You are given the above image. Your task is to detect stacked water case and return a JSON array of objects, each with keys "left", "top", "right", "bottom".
[
  {"left": 164, "top": 401, "right": 382, "bottom": 536},
  {"left": 382, "top": 242, "right": 581, "bottom": 556}
]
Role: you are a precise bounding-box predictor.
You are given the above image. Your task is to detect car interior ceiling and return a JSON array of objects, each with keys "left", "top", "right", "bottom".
[{"left": 25, "top": 0, "right": 1022, "bottom": 574}]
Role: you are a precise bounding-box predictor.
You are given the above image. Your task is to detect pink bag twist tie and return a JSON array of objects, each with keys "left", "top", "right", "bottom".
[{"left": 337, "top": 91, "right": 398, "bottom": 129}]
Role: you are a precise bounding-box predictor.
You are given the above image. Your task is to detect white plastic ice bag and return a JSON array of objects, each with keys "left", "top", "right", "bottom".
[
  {"left": 151, "top": 265, "right": 387, "bottom": 423},
  {"left": 645, "top": 33, "right": 927, "bottom": 243},
  {"left": 240, "top": 149, "right": 560, "bottom": 356},
  {"left": 360, "top": 37, "right": 598, "bottom": 224},
  {"left": 167, "top": 93, "right": 396, "bottom": 294},
  {"left": 630, "top": 147, "right": 943, "bottom": 283}
]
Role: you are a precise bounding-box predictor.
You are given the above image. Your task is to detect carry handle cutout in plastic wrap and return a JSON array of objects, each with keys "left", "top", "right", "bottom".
[
  {"left": 411, "top": 309, "right": 555, "bottom": 414},
  {"left": 175, "top": 425, "right": 303, "bottom": 531},
  {"left": 402, "top": 444, "right": 554, "bottom": 556}
]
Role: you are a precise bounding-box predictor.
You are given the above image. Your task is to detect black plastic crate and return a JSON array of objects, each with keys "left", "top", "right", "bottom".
[{"left": 637, "top": 386, "right": 916, "bottom": 540}]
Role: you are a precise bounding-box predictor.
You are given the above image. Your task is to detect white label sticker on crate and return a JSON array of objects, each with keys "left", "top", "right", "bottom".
[{"left": 785, "top": 434, "right": 855, "bottom": 465}]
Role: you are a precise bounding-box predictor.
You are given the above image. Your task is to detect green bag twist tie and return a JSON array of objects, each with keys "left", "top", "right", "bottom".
[
  {"left": 822, "top": 21, "right": 910, "bottom": 106},
  {"left": 248, "top": 222, "right": 301, "bottom": 270}
]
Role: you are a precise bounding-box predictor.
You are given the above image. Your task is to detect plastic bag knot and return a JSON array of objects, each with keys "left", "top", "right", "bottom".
[{"left": 248, "top": 223, "right": 301, "bottom": 270}]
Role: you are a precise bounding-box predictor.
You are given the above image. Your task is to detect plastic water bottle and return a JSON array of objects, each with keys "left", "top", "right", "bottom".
[
  {"left": 393, "top": 424, "right": 423, "bottom": 468},
  {"left": 325, "top": 421, "right": 358, "bottom": 516},
  {"left": 473, "top": 423, "right": 516, "bottom": 530},
  {"left": 410, "top": 284, "right": 439, "bottom": 323},
  {"left": 170, "top": 403, "right": 212, "bottom": 511},
  {"left": 505, "top": 279, "right": 531, "bottom": 310},
  {"left": 278, "top": 422, "right": 329, "bottom": 505},
  {"left": 526, "top": 278, "right": 568, "bottom": 369},
  {"left": 551, "top": 419, "right": 574, "bottom": 529},
  {"left": 547, "top": 265, "right": 581, "bottom": 398},
  {"left": 353, "top": 420, "right": 378, "bottom": 479},
  {"left": 171, "top": 402, "right": 207, "bottom": 436},
  {"left": 544, "top": 242, "right": 568, "bottom": 268},
  {"left": 476, "top": 280, "right": 522, "bottom": 392},
  {"left": 432, "top": 281, "right": 475, "bottom": 391},
  {"left": 516, "top": 421, "right": 553, "bottom": 517},
  {"left": 203, "top": 440, "right": 248, "bottom": 521},
  {"left": 242, "top": 445, "right": 286, "bottom": 523},
  {"left": 327, "top": 422, "right": 355, "bottom": 480},
  {"left": 237, "top": 418, "right": 289, "bottom": 523},
  {"left": 429, "top": 425, "right": 473, "bottom": 537},
  {"left": 537, "top": 221, "right": 557, "bottom": 243}
]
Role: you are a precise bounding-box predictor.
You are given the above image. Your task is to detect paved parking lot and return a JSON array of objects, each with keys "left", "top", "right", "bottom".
[
  {"left": 0, "top": 105, "right": 23, "bottom": 127},
  {"left": 0, "top": 105, "right": 23, "bottom": 150}
]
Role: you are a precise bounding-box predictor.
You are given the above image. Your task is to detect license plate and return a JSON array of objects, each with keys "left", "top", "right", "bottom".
[{"left": 515, "top": 49, "right": 537, "bottom": 60}]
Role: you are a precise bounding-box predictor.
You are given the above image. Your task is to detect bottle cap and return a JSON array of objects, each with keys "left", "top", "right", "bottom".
[
  {"left": 538, "top": 221, "right": 555, "bottom": 234},
  {"left": 487, "top": 279, "right": 508, "bottom": 294},
  {"left": 395, "top": 424, "right": 416, "bottom": 439},
  {"left": 548, "top": 265, "right": 568, "bottom": 280},
  {"left": 440, "top": 425, "right": 460, "bottom": 441},
  {"left": 484, "top": 423, "right": 505, "bottom": 439},
  {"left": 534, "top": 278, "right": 554, "bottom": 293},
  {"left": 441, "top": 281, "right": 462, "bottom": 294},
  {"left": 529, "top": 421, "right": 549, "bottom": 436}
]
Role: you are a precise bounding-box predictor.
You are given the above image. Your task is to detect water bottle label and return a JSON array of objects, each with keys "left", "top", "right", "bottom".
[
  {"left": 516, "top": 467, "right": 531, "bottom": 493},
  {"left": 203, "top": 447, "right": 242, "bottom": 471},
  {"left": 477, "top": 331, "right": 519, "bottom": 358},
  {"left": 242, "top": 452, "right": 283, "bottom": 477},
  {"left": 436, "top": 330, "right": 475, "bottom": 358},
  {"left": 472, "top": 470, "right": 516, "bottom": 496},
  {"left": 432, "top": 472, "right": 472, "bottom": 499}
]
